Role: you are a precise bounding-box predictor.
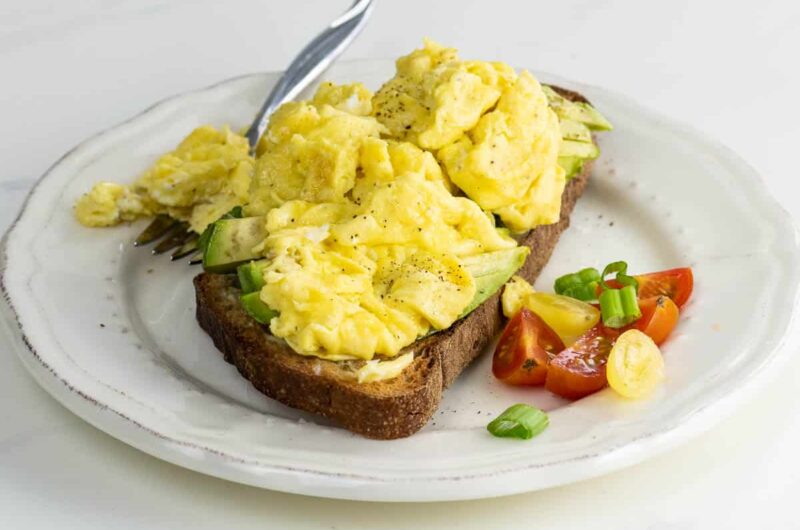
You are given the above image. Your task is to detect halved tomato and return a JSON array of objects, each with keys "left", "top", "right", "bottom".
[
  {"left": 492, "top": 308, "right": 565, "bottom": 386},
  {"left": 601, "top": 267, "right": 693, "bottom": 308},
  {"left": 545, "top": 325, "right": 619, "bottom": 399},
  {"left": 635, "top": 295, "right": 679, "bottom": 345},
  {"left": 607, "top": 329, "right": 665, "bottom": 398},
  {"left": 635, "top": 268, "right": 693, "bottom": 308},
  {"left": 521, "top": 292, "right": 600, "bottom": 346}
]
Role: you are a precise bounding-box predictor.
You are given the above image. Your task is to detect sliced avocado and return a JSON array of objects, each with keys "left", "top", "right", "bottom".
[
  {"left": 554, "top": 101, "right": 613, "bottom": 131},
  {"left": 559, "top": 119, "right": 592, "bottom": 142},
  {"left": 554, "top": 101, "right": 612, "bottom": 131},
  {"left": 457, "top": 247, "right": 529, "bottom": 318},
  {"left": 461, "top": 247, "right": 528, "bottom": 278},
  {"left": 558, "top": 156, "right": 585, "bottom": 179},
  {"left": 544, "top": 86, "right": 613, "bottom": 131},
  {"left": 202, "top": 216, "right": 266, "bottom": 273},
  {"left": 197, "top": 206, "right": 244, "bottom": 253},
  {"left": 459, "top": 269, "right": 513, "bottom": 317},
  {"left": 240, "top": 292, "right": 278, "bottom": 325},
  {"left": 237, "top": 260, "right": 267, "bottom": 294},
  {"left": 559, "top": 140, "right": 599, "bottom": 160}
]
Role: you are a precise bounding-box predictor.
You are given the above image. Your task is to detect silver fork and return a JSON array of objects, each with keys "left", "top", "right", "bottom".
[{"left": 134, "top": 0, "right": 375, "bottom": 262}]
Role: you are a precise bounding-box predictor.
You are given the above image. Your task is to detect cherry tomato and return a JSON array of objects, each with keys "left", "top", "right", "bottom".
[
  {"left": 635, "top": 295, "right": 679, "bottom": 345},
  {"left": 634, "top": 268, "right": 693, "bottom": 308},
  {"left": 600, "top": 267, "right": 693, "bottom": 308},
  {"left": 545, "top": 325, "right": 619, "bottom": 399},
  {"left": 492, "top": 308, "right": 565, "bottom": 386},
  {"left": 607, "top": 329, "right": 664, "bottom": 398},
  {"left": 522, "top": 292, "right": 600, "bottom": 346}
]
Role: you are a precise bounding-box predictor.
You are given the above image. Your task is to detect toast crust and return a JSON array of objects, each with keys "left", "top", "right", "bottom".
[{"left": 194, "top": 87, "right": 596, "bottom": 439}]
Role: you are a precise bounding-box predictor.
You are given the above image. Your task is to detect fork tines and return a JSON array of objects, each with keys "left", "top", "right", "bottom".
[
  {"left": 152, "top": 222, "right": 192, "bottom": 255},
  {"left": 134, "top": 215, "right": 199, "bottom": 262},
  {"left": 134, "top": 215, "right": 179, "bottom": 246},
  {"left": 171, "top": 233, "right": 200, "bottom": 261}
]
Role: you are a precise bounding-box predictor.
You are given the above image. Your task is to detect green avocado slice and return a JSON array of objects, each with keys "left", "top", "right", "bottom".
[
  {"left": 237, "top": 260, "right": 267, "bottom": 294},
  {"left": 202, "top": 217, "right": 266, "bottom": 273},
  {"left": 544, "top": 86, "right": 613, "bottom": 131},
  {"left": 240, "top": 292, "right": 278, "bottom": 325},
  {"left": 460, "top": 268, "right": 518, "bottom": 318},
  {"left": 460, "top": 247, "right": 528, "bottom": 278},
  {"left": 559, "top": 119, "right": 593, "bottom": 142},
  {"left": 458, "top": 247, "right": 529, "bottom": 317},
  {"left": 558, "top": 156, "right": 585, "bottom": 180},
  {"left": 559, "top": 140, "right": 599, "bottom": 160}
]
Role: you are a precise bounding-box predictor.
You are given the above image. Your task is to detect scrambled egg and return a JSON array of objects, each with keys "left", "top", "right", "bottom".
[
  {"left": 75, "top": 40, "right": 570, "bottom": 364},
  {"left": 372, "top": 40, "right": 514, "bottom": 150},
  {"left": 374, "top": 40, "right": 565, "bottom": 232},
  {"left": 76, "top": 126, "right": 253, "bottom": 233},
  {"left": 258, "top": 168, "right": 516, "bottom": 360},
  {"left": 74, "top": 182, "right": 153, "bottom": 227},
  {"left": 245, "top": 82, "right": 384, "bottom": 215}
]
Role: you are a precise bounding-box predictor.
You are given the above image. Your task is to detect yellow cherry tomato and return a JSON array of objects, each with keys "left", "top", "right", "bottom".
[
  {"left": 523, "top": 292, "right": 600, "bottom": 346},
  {"left": 607, "top": 329, "right": 665, "bottom": 399}
]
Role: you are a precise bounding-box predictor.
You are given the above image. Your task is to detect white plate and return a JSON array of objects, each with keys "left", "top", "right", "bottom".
[{"left": 2, "top": 60, "right": 799, "bottom": 502}]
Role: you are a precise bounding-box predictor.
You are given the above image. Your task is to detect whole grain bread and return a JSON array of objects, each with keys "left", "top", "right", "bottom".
[{"left": 194, "top": 87, "right": 595, "bottom": 439}]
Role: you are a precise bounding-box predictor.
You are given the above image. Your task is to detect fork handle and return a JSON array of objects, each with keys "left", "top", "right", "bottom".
[{"left": 244, "top": 0, "right": 374, "bottom": 152}]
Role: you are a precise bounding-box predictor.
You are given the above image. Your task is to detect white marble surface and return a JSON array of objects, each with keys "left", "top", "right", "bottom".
[{"left": 1, "top": 0, "right": 799, "bottom": 527}]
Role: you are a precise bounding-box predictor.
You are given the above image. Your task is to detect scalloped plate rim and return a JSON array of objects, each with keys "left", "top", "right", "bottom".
[{"left": 2, "top": 62, "right": 799, "bottom": 502}]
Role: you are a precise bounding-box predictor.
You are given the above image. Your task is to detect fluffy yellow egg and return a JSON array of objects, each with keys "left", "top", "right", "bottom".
[
  {"left": 372, "top": 39, "right": 505, "bottom": 150},
  {"left": 74, "top": 182, "right": 151, "bottom": 227},
  {"left": 75, "top": 41, "right": 579, "bottom": 363},
  {"left": 374, "top": 40, "right": 565, "bottom": 233},
  {"left": 246, "top": 83, "right": 385, "bottom": 216},
  {"left": 75, "top": 125, "right": 253, "bottom": 233},
  {"left": 438, "top": 71, "right": 565, "bottom": 231},
  {"left": 259, "top": 169, "right": 515, "bottom": 360}
]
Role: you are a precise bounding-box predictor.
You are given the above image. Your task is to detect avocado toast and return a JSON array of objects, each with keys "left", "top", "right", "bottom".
[
  {"left": 193, "top": 85, "right": 599, "bottom": 439},
  {"left": 195, "top": 162, "right": 589, "bottom": 439},
  {"left": 74, "top": 39, "right": 610, "bottom": 440}
]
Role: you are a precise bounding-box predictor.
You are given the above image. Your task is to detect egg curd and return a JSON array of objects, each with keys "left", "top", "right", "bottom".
[
  {"left": 373, "top": 39, "right": 565, "bottom": 232},
  {"left": 76, "top": 40, "right": 568, "bottom": 363},
  {"left": 76, "top": 125, "right": 253, "bottom": 233},
  {"left": 258, "top": 167, "right": 516, "bottom": 360}
]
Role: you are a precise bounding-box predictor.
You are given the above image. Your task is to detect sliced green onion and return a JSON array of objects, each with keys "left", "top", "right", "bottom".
[
  {"left": 599, "top": 285, "right": 641, "bottom": 328},
  {"left": 554, "top": 267, "right": 601, "bottom": 301},
  {"left": 562, "top": 283, "right": 599, "bottom": 301},
  {"left": 487, "top": 404, "right": 549, "bottom": 440},
  {"left": 601, "top": 261, "right": 638, "bottom": 291},
  {"left": 555, "top": 267, "right": 600, "bottom": 290}
]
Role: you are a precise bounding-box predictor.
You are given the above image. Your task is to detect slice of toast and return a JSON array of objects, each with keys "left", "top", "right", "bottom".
[{"left": 194, "top": 88, "right": 595, "bottom": 439}]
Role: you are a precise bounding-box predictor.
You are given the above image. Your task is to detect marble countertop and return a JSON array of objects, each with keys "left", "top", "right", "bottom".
[{"left": 2, "top": 1, "right": 799, "bottom": 528}]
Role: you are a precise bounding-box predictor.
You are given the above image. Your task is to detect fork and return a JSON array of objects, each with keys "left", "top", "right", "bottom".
[{"left": 134, "top": 0, "right": 375, "bottom": 263}]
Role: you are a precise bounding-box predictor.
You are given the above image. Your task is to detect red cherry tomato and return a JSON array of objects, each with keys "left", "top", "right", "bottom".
[
  {"left": 600, "top": 267, "right": 693, "bottom": 308},
  {"left": 492, "top": 308, "right": 565, "bottom": 386},
  {"left": 635, "top": 295, "right": 680, "bottom": 345},
  {"left": 545, "top": 325, "right": 619, "bottom": 399},
  {"left": 634, "top": 268, "right": 693, "bottom": 308}
]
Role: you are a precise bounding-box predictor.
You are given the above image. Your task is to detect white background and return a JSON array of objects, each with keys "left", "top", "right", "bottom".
[{"left": 2, "top": 0, "right": 799, "bottom": 528}]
